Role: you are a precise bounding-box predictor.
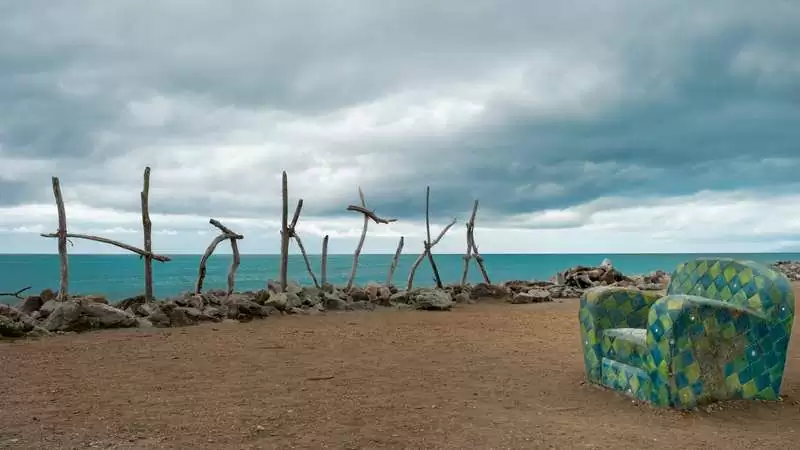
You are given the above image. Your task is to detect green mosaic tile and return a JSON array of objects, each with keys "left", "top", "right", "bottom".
[{"left": 579, "top": 257, "right": 795, "bottom": 409}]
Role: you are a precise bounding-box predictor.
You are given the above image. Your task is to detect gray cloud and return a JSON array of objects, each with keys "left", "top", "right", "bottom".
[{"left": 2, "top": 0, "right": 800, "bottom": 236}]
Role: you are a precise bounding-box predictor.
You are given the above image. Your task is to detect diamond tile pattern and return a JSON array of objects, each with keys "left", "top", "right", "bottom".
[{"left": 579, "top": 257, "right": 795, "bottom": 409}]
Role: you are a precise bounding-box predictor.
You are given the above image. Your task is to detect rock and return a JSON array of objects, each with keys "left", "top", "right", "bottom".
[
  {"left": 0, "top": 315, "right": 27, "bottom": 337},
  {"left": 17, "top": 296, "right": 44, "bottom": 314},
  {"left": 224, "top": 295, "right": 275, "bottom": 320},
  {"left": 510, "top": 289, "right": 552, "bottom": 304},
  {"left": 42, "top": 301, "right": 83, "bottom": 332},
  {"left": 774, "top": 261, "right": 800, "bottom": 281},
  {"left": 469, "top": 283, "right": 507, "bottom": 299},
  {"left": 160, "top": 303, "right": 197, "bottom": 327},
  {"left": 136, "top": 318, "right": 154, "bottom": 328},
  {"left": 81, "top": 302, "right": 138, "bottom": 328},
  {"left": 264, "top": 292, "right": 301, "bottom": 310},
  {"left": 348, "top": 287, "right": 370, "bottom": 303},
  {"left": 299, "top": 287, "right": 323, "bottom": 306},
  {"left": 323, "top": 293, "right": 349, "bottom": 311},
  {"left": 453, "top": 292, "right": 473, "bottom": 304},
  {"left": 186, "top": 295, "right": 205, "bottom": 310},
  {"left": 413, "top": 289, "right": 454, "bottom": 311},
  {"left": 40, "top": 289, "right": 57, "bottom": 302},
  {"left": 117, "top": 295, "right": 147, "bottom": 311},
  {"left": 83, "top": 295, "right": 109, "bottom": 304},
  {"left": 389, "top": 291, "right": 411, "bottom": 304},
  {"left": 600, "top": 258, "right": 613, "bottom": 269},
  {"left": 39, "top": 299, "right": 60, "bottom": 318},
  {"left": 138, "top": 302, "right": 171, "bottom": 327}
]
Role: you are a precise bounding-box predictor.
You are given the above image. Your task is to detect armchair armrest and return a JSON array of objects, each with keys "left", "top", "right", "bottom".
[
  {"left": 579, "top": 287, "right": 663, "bottom": 382},
  {"left": 646, "top": 295, "right": 782, "bottom": 408}
]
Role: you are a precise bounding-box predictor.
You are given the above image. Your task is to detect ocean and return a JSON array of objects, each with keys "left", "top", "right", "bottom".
[{"left": 1, "top": 253, "right": 798, "bottom": 303}]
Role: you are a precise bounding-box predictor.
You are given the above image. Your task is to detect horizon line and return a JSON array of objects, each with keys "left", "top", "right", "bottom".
[{"left": 0, "top": 251, "right": 798, "bottom": 256}]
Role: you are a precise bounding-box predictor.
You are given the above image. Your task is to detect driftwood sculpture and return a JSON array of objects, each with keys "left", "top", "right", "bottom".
[
  {"left": 460, "top": 200, "right": 491, "bottom": 286},
  {"left": 195, "top": 219, "right": 244, "bottom": 295},
  {"left": 407, "top": 187, "right": 457, "bottom": 290},
  {"left": 278, "top": 171, "right": 320, "bottom": 290},
  {"left": 345, "top": 187, "right": 397, "bottom": 290},
  {"left": 41, "top": 167, "right": 171, "bottom": 301},
  {"left": 387, "top": 236, "right": 404, "bottom": 286}
]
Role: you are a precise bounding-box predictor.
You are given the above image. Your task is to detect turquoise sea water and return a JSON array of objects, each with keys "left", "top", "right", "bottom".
[{"left": 1, "top": 253, "right": 798, "bottom": 303}]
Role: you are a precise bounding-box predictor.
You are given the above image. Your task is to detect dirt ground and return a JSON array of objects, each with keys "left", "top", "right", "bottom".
[{"left": 2, "top": 291, "right": 800, "bottom": 450}]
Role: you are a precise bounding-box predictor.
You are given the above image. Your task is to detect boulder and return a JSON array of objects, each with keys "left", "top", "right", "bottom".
[
  {"left": 413, "top": 289, "right": 454, "bottom": 311},
  {"left": 510, "top": 289, "right": 552, "bottom": 304},
  {"left": 80, "top": 302, "right": 138, "bottom": 328},
  {"left": 469, "top": 283, "right": 507, "bottom": 299},
  {"left": 17, "top": 296, "right": 44, "bottom": 315},
  {"left": 137, "top": 302, "right": 171, "bottom": 327},
  {"left": 323, "top": 293, "right": 349, "bottom": 311}
]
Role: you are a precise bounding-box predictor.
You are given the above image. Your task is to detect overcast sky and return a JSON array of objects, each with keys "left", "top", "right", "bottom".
[{"left": 1, "top": 1, "right": 799, "bottom": 255}]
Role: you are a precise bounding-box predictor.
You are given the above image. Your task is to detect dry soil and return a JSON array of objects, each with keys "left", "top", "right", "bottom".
[{"left": 2, "top": 291, "right": 799, "bottom": 449}]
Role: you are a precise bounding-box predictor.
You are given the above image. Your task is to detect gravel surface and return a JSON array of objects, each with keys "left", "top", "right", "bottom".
[{"left": 2, "top": 296, "right": 800, "bottom": 449}]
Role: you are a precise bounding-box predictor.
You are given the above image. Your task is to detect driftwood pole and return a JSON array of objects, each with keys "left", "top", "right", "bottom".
[
  {"left": 345, "top": 188, "right": 397, "bottom": 290},
  {"left": 42, "top": 172, "right": 171, "bottom": 299},
  {"left": 407, "top": 217, "right": 457, "bottom": 291},
  {"left": 279, "top": 171, "right": 290, "bottom": 292},
  {"left": 52, "top": 177, "right": 69, "bottom": 301},
  {"left": 0, "top": 286, "right": 32, "bottom": 300},
  {"left": 461, "top": 200, "right": 490, "bottom": 285},
  {"left": 321, "top": 235, "right": 329, "bottom": 286},
  {"left": 287, "top": 199, "right": 319, "bottom": 288},
  {"left": 141, "top": 167, "right": 154, "bottom": 301},
  {"left": 195, "top": 219, "right": 244, "bottom": 295},
  {"left": 424, "top": 186, "right": 444, "bottom": 288},
  {"left": 387, "top": 236, "right": 404, "bottom": 286}
]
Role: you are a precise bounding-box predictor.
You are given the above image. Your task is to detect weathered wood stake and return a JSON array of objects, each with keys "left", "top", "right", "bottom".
[
  {"left": 387, "top": 236, "right": 404, "bottom": 286},
  {"left": 345, "top": 188, "right": 397, "bottom": 290},
  {"left": 460, "top": 199, "right": 490, "bottom": 285},
  {"left": 279, "top": 171, "right": 290, "bottom": 292},
  {"left": 424, "top": 186, "right": 444, "bottom": 288},
  {"left": 321, "top": 235, "right": 329, "bottom": 286},
  {"left": 141, "top": 167, "right": 154, "bottom": 301},
  {"left": 52, "top": 177, "right": 69, "bottom": 301}
]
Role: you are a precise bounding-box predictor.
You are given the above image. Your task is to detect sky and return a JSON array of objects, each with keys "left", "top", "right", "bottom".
[{"left": 1, "top": 0, "right": 800, "bottom": 255}]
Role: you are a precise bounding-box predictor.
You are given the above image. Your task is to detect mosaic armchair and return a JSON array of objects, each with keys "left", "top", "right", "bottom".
[{"left": 579, "top": 258, "right": 795, "bottom": 409}]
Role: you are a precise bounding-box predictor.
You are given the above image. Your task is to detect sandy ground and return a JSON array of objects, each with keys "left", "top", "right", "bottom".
[{"left": 2, "top": 291, "right": 800, "bottom": 449}]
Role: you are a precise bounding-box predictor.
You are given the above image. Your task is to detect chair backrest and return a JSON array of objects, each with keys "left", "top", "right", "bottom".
[{"left": 666, "top": 257, "right": 794, "bottom": 321}]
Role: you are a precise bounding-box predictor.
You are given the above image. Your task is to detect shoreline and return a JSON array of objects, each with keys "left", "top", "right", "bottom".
[{"left": 3, "top": 259, "right": 798, "bottom": 341}]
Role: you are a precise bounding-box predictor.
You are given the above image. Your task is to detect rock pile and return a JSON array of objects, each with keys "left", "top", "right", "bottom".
[
  {"left": 0, "top": 281, "right": 467, "bottom": 339},
  {"left": 1, "top": 262, "right": 673, "bottom": 340},
  {"left": 772, "top": 260, "right": 800, "bottom": 281}
]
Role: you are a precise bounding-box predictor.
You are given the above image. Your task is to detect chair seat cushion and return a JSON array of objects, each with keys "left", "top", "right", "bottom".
[{"left": 602, "top": 328, "right": 648, "bottom": 370}]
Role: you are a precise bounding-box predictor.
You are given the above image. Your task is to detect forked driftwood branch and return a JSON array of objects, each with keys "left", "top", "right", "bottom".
[
  {"left": 407, "top": 218, "right": 457, "bottom": 290},
  {"left": 387, "top": 236, "right": 404, "bottom": 286},
  {"left": 287, "top": 199, "right": 319, "bottom": 288},
  {"left": 461, "top": 200, "right": 491, "bottom": 285},
  {"left": 407, "top": 186, "right": 456, "bottom": 290},
  {"left": 0, "top": 286, "right": 32, "bottom": 299},
  {"left": 195, "top": 219, "right": 244, "bottom": 295},
  {"left": 345, "top": 188, "right": 397, "bottom": 290},
  {"left": 41, "top": 169, "right": 170, "bottom": 302}
]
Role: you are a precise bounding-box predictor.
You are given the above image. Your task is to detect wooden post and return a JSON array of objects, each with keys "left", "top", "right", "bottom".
[
  {"left": 345, "top": 188, "right": 397, "bottom": 290},
  {"left": 424, "top": 186, "right": 444, "bottom": 288},
  {"left": 461, "top": 200, "right": 479, "bottom": 286},
  {"left": 407, "top": 217, "right": 457, "bottom": 291},
  {"left": 321, "top": 234, "right": 329, "bottom": 286},
  {"left": 279, "top": 171, "right": 289, "bottom": 292},
  {"left": 387, "top": 236, "right": 404, "bottom": 286},
  {"left": 52, "top": 177, "right": 69, "bottom": 301},
  {"left": 141, "top": 167, "right": 153, "bottom": 301}
]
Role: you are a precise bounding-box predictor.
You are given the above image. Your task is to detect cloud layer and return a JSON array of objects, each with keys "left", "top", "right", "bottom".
[{"left": 2, "top": 1, "right": 800, "bottom": 254}]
